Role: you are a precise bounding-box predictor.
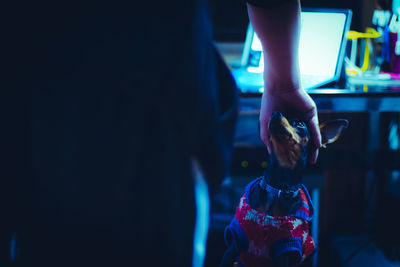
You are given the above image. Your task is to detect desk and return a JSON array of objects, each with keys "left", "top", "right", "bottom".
[
  {"left": 241, "top": 89, "right": 400, "bottom": 112},
  {"left": 237, "top": 88, "right": 400, "bottom": 149},
  {"left": 215, "top": 40, "right": 400, "bottom": 113}
]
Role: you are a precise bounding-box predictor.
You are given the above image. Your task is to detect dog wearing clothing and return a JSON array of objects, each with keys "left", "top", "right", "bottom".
[{"left": 221, "top": 111, "right": 348, "bottom": 267}]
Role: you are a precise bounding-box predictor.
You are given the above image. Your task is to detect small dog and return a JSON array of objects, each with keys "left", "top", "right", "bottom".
[{"left": 221, "top": 111, "right": 348, "bottom": 267}]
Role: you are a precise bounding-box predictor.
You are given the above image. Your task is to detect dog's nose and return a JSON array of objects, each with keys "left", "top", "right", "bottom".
[
  {"left": 271, "top": 111, "right": 283, "bottom": 121},
  {"left": 269, "top": 111, "right": 286, "bottom": 136},
  {"left": 269, "top": 111, "right": 283, "bottom": 130}
]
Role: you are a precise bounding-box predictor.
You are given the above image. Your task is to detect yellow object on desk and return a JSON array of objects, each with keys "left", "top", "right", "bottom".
[
  {"left": 347, "top": 28, "right": 381, "bottom": 39},
  {"left": 346, "top": 28, "right": 382, "bottom": 73}
]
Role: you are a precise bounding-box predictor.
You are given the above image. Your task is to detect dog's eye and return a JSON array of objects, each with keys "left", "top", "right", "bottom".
[
  {"left": 292, "top": 120, "right": 305, "bottom": 128},
  {"left": 292, "top": 120, "right": 307, "bottom": 137},
  {"left": 296, "top": 121, "right": 305, "bottom": 127}
]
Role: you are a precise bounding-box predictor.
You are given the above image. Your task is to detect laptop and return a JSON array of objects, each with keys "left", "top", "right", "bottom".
[{"left": 232, "top": 8, "right": 352, "bottom": 93}]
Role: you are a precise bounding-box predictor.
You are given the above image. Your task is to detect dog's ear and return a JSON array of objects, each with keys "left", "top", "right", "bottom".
[{"left": 319, "top": 119, "right": 348, "bottom": 147}]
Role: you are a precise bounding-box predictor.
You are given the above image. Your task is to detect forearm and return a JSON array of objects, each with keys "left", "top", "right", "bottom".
[{"left": 247, "top": 0, "right": 301, "bottom": 93}]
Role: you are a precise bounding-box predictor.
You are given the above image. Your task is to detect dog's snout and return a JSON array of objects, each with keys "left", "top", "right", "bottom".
[
  {"left": 269, "top": 112, "right": 283, "bottom": 130},
  {"left": 270, "top": 111, "right": 283, "bottom": 123},
  {"left": 269, "top": 111, "right": 290, "bottom": 138}
]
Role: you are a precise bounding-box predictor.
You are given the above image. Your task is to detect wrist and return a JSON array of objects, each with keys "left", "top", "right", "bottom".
[
  {"left": 263, "top": 76, "right": 301, "bottom": 95},
  {"left": 262, "top": 64, "right": 301, "bottom": 95},
  {"left": 263, "top": 85, "right": 302, "bottom": 96}
]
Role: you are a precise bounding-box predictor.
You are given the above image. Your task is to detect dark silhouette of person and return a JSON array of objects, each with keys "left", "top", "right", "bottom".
[{"left": 1, "top": 0, "right": 320, "bottom": 266}]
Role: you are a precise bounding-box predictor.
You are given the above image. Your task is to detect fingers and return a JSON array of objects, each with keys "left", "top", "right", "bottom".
[
  {"left": 259, "top": 95, "right": 272, "bottom": 154},
  {"left": 309, "top": 146, "right": 319, "bottom": 165},
  {"left": 306, "top": 110, "right": 322, "bottom": 164},
  {"left": 260, "top": 121, "right": 271, "bottom": 154}
]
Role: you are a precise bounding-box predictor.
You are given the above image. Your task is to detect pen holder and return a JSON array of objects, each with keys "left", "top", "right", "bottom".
[
  {"left": 389, "top": 32, "right": 400, "bottom": 73},
  {"left": 346, "top": 28, "right": 382, "bottom": 75}
]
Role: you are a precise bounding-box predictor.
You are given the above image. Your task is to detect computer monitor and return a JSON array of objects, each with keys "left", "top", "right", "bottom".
[{"left": 233, "top": 8, "right": 353, "bottom": 92}]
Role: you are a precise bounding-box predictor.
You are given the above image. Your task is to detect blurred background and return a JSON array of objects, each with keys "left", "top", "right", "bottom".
[{"left": 205, "top": 0, "right": 400, "bottom": 266}]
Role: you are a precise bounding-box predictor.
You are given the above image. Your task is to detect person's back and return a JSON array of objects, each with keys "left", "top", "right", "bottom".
[{"left": 2, "top": 1, "right": 237, "bottom": 266}]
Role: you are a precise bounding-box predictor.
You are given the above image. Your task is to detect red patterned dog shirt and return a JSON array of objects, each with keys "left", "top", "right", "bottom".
[{"left": 225, "top": 177, "right": 315, "bottom": 267}]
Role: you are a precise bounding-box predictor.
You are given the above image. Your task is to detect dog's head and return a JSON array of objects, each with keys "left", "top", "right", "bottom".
[{"left": 268, "top": 111, "right": 348, "bottom": 170}]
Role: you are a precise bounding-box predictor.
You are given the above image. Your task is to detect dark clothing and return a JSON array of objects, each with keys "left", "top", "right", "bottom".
[
  {"left": 2, "top": 1, "right": 237, "bottom": 266},
  {"left": 247, "top": 0, "right": 295, "bottom": 8},
  {"left": 2, "top": 0, "right": 295, "bottom": 265}
]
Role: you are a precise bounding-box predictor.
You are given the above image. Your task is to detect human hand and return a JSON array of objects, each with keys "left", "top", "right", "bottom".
[{"left": 259, "top": 88, "right": 322, "bottom": 164}]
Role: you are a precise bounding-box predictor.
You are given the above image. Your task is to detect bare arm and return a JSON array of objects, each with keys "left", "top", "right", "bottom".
[{"left": 247, "top": 0, "right": 322, "bottom": 163}]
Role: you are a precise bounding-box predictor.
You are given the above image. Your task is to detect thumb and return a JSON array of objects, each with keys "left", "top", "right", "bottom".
[
  {"left": 259, "top": 120, "right": 271, "bottom": 154},
  {"left": 307, "top": 114, "right": 322, "bottom": 164}
]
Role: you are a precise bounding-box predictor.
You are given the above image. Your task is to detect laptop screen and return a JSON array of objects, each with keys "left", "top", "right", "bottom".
[
  {"left": 237, "top": 8, "right": 352, "bottom": 91},
  {"left": 299, "top": 11, "right": 347, "bottom": 77}
]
